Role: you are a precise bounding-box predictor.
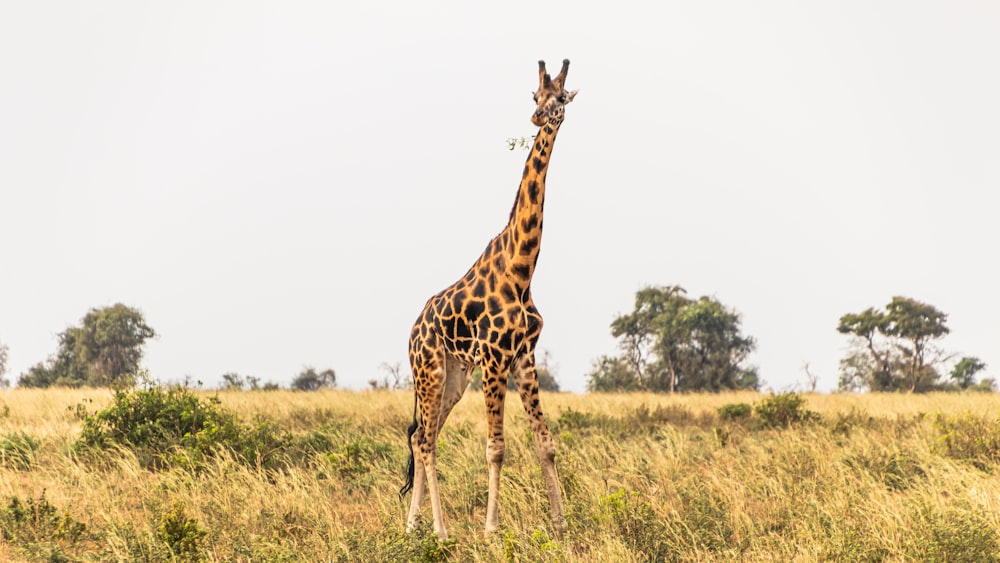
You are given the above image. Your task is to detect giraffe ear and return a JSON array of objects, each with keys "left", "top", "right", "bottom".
[{"left": 565, "top": 90, "right": 579, "bottom": 104}]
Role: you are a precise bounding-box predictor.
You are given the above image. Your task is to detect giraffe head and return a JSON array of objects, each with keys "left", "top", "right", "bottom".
[{"left": 531, "top": 59, "right": 578, "bottom": 127}]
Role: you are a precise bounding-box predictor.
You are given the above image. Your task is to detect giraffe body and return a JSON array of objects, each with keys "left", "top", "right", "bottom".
[{"left": 402, "top": 59, "right": 578, "bottom": 539}]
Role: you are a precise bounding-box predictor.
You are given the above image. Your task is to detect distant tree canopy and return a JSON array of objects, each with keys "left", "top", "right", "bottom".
[
  {"left": 837, "top": 296, "right": 991, "bottom": 393},
  {"left": 949, "top": 357, "right": 989, "bottom": 391},
  {"left": 0, "top": 341, "right": 9, "bottom": 388},
  {"left": 18, "top": 304, "right": 155, "bottom": 388},
  {"left": 290, "top": 367, "right": 337, "bottom": 391},
  {"left": 219, "top": 372, "right": 281, "bottom": 391},
  {"left": 587, "top": 286, "right": 758, "bottom": 393},
  {"left": 467, "top": 349, "right": 560, "bottom": 393}
]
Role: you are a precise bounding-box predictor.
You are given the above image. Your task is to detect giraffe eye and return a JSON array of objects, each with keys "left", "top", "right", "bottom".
[{"left": 556, "top": 94, "right": 566, "bottom": 103}]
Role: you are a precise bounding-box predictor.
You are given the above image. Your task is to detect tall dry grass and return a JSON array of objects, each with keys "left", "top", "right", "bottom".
[{"left": 2, "top": 388, "right": 1000, "bottom": 561}]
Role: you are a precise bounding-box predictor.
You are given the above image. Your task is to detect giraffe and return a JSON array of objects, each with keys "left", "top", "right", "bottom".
[{"left": 400, "top": 59, "right": 578, "bottom": 540}]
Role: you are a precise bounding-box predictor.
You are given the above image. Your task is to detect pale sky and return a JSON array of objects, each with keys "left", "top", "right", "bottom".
[{"left": 2, "top": 2, "right": 998, "bottom": 393}]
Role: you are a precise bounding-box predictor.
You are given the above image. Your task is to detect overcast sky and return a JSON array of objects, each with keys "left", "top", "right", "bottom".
[{"left": 2, "top": 2, "right": 997, "bottom": 393}]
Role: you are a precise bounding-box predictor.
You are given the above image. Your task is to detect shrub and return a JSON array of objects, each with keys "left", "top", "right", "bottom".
[
  {"left": 333, "top": 519, "right": 456, "bottom": 563},
  {"left": 0, "top": 492, "right": 89, "bottom": 554},
  {"left": 555, "top": 407, "right": 613, "bottom": 432},
  {"left": 326, "top": 438, "right": 394, "bottom": 481},
  {"left": 501, "top": 528, "right": 562, "bottom": 562},
  {"left": 830, "top": 408, "right": 877, "bottom": 437},
  {"left": 594, "top": 489, "right": 674, "bottom": 560},
  {"left": 157, "top": 501, "right": 207, "bottom": 562},
  {"left": 717, "top": 402, "right": 752, "bottom": 421},
  {"left": 674, "top": 481, "right": 735, "bottom": 552},
  {"left": 75, "top": 384, "right": 293, "bottom": 470},
  {"left": 931, "top": 413, "right": 1000, "bottom": 471},
  {"left": 755, "top": 392, "right": 820, "bottom": 429},
  {"left": 0, "top": 432, "right": 40, "bottom": 470},
  {"left": 555, "top": 404, "right": 712, "bottom": 438},
  {"left": 910, "top": 503, "right": 1000, "bottom": 562},
  {"left": 628, "top": 403, "right": 713, "bottom": 429},
  {"left": 844, "top": 447, "right": 926, "bottom": 491}
]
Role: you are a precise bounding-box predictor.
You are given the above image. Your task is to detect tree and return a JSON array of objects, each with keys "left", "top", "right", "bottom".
[
  {"left": 290, "top": 367, "right": 336, "bottom": 391},
  {"left": 837, "top": 297, "right": 952, "bottom": 392},
  {"left": 0, "top": 341, "right": 9, "bottom": 389},
  {"left": 18, "top": 304, "right": 155, "bottom": 388},
  {"left": 585, "top": 356, "right": 641, "bottom": 392},
  {"left": 221, "top": 373, "right": 271, "bottom": 391},
  {"left": 369, "top": 362, "right": 411, "bottom": 390},
  {"left": 950, "top": 357, "right": 987, "bottom": 390},
  {"left": 466, "top": 349, "right": 560, "bottom": 392},
  {"left": 837, "top": 347, "right": 885, "bottom": 392},
  {"left": 220, "top": 372, "right": 247, "bottom": 391},
  {"left": 609, "top": 285, "right": 686, "bottom": 392},
  {"left": 590, "top": 286, "right": 758, "bottom": 393},
  {"left": 674, "top": 297, "right": 758, "bottom": 391},
  {"left": 801, "top": 363, "right": 819, "bottom": 393},
  {"left": 837, "top": 308, "right": 894, "bottom": 391},
  {"left": 535, "top": 349, "right": 560, "bottom": 392}
]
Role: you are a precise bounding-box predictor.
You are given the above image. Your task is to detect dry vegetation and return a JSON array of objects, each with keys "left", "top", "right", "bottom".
[{"left": 3, "top": 387, "right": 1000, "bottom": 562}]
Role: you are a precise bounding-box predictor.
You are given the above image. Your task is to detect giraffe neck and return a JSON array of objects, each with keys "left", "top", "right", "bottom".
[{"left": 504, "top": 121, "right": 562, "bottom": 285}]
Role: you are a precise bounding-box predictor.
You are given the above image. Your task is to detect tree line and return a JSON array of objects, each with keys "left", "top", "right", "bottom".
[
  {"left": 1, "top": 291, "right": 989, "bottom": 394},
  {"left": 586, "top": 286, "right": 990, "bottom": 393},
  {"left": 586, "top": 286, "right": 759, "bottom": 393},
  {"left": 837, "top": 296, "right": 989, "bottom": 392},
  {"left": 4, "top": 304, "right": 338, "bottom": 392},
  {"left": 0, "top": 303, "right": 554, "bottom": 392}
]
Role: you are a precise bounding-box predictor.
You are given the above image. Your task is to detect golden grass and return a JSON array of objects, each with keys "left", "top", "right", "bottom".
[{"left": 2, "top": 388, "right": 1000, "bottom": 561}]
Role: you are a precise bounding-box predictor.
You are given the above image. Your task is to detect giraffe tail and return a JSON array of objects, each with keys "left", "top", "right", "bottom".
[{"left": 399, "top": 392, "right": 419, "bottom": 497}]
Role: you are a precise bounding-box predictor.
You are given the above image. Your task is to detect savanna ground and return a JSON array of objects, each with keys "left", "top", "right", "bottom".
[{"left": 3, "top": 387, "right": 1000, "bottom": 562}]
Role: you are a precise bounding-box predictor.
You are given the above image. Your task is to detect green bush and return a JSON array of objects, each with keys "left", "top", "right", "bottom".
[
  {"left": 628, "top": 403, "right": 713, "bottom": 429},
  {"left": 0, "top": 432, "right": 39, "bottom": 470},
  {"left": 755, "top": 393, "right": 820, "bottom": 429},
  {"left": 501, "top": 528, "right": 562, "bottom": 562},
  {"left": 830, "top": 408, "right": 877, "bottom": 437},
  {"left": 555, "top": 404, "right": 712, "bottom": 438},
  {"left": 326, "top": 438, "right": 394, "bottom": 480},
  {"left": 910, "top": 503, "right": 1000, "bottom": 562},
  {"left": 594, "top": 489, "right": 675, "bottom": 560},
  {"left": 333, "top": 518, "right": 456, "bottom": 563},
  {"left": 0, "top": 492, "right": 89, "bottom": 559},
  {"left": 555, "top": 407, "right": 614, "bottom": 432},
  {"left": 75, "top": 384, "right": 293, "bottom": 470},
  {"left": 844, "top": 447, "right": 925, "bottom": 491},
  {"left": 157, "top": 501, "right": 207, "bottom": 562},
  {"left": 931, "top": 413, "right": 1000, "bottom": 471},
  {"left": 717, "top": 402, "right": 752, "bottom": 421}
]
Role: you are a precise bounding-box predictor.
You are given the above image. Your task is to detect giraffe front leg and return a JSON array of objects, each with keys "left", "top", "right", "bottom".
[
  {"left": 482, "top": 367, "right": 508, "bottom": 533},
  {"left": 513, "top": 355, "right": 567, "bottom": 535},
  {"left": 409, "top": 358, "right": 467, "bottom": 534}
]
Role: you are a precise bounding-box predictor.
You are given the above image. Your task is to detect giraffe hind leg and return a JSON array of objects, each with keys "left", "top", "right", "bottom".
[
  {"left": 405, "top": 423, "right": 427, "bottom": 531},
  {"left": 405, "top": 354, "right": 470, "bottom": 534},
  {"left": 407, "top": 348, "right": 451, "bottom": 539}
]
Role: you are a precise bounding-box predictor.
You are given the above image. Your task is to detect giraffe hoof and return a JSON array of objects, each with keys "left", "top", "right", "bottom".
[{"left": 551, "top": 518, "right": 568, "bottom": 536}]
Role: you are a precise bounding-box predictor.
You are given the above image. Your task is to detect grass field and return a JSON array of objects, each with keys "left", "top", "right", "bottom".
[{"left": 3, "top": 387, "right": 1000, "bottom": 562}]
